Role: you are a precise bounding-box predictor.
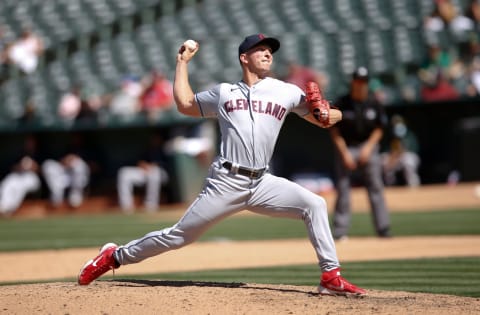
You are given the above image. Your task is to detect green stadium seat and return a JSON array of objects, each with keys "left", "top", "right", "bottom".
[
  {"left": 92, "top": 41, "right": 122, "bottom": 90},
  {"left": 178, "top": 7, "right": 209, "bottom": 40},
  {"left": 333, "top": 0, "right": 366, "bottom": 32},
  {"left": 276, "top": 0, "right": 313, "bottom": 34},
  {"left": 1, "top": 78, "right": 28, "bottom": 120},
  {"left": 245, "top": 0, "right": 286, "bottom": 35},
  {"left": 364, "top": 29, "right": 395, "bottom": 75},
  {"left": 47, "top": 59, "right": 72, "bottom": 92},
  {"left": 25, "top": 72, "right": 57, "bottom": 126},
  {"left": 220, "top": 0, "right": 259, "bottom": 35},
  {"left": 336, "top": 31, "right": 357, "bottom": 79},
  {"left": 360, "top": 0, "right": 392, "bottom": 30},
  {"left": 113, "top": 33, "right": 146, "bottom": 77},
  {"left": 198, "top": 0, "right": 235, "bottom": 37},
  {"left": 393, "top": 26, "right": 427, "bottom": 67},
  {"left": 305, "top": 0, "right": 340, "bottom": 34},
  {"left": 391, "top": 0, "right": 421, "bottom": 29}
]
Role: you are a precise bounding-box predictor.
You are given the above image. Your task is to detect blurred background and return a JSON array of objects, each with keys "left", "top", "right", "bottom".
[{"left": 0, "top": 0, "right": 479, "bottom": 214}]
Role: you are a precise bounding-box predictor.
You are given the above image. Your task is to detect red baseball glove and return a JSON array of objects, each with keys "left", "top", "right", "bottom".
[{"left": 305, "top": 81, "right": 330, "bottom": 127}]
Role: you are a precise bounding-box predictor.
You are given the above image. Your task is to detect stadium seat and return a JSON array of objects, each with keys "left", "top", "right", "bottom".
[
  {"left": 178, "top": 7, "right": 209, "bottom": 40},
  {"left": 198, "top": 0, "right": 235, "bottom": 37},
  {"left": 305, "top": 0, "right": 339, "bottom": 34},
  {"left": 245, "top": 0, "right": 286, "bottom": 35},
  {"left": 364, "top": 28, "right": 395, "bottom": 75},
  {"left": 391, "top": 0, "right": 421, "bottom": 29},
  {"left": 277, "top": 0, "right": 313, "bottom": 34},
  {"left": 333, "top": 0, "right": 365, "bottom": 32},
  {"left": 360, "top": 0, "right": 392, "bottom": 30},
  {"left": 393, "top": 26, "right": 427, "bottom": 67},
  {"left": 0, "top": 78, "right": 32, "bottom": 122}
]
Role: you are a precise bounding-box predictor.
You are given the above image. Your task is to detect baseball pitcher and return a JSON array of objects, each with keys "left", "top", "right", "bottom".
[{"left": 78, "top": 34, "right": 366, "bottom": 296}]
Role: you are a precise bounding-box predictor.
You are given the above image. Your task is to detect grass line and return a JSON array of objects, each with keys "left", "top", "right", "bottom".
[{"left": 0, "top": 208, "right": 479, "bottom": 251}]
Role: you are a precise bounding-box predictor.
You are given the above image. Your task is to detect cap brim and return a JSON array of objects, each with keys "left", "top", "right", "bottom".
[{"left": 249, "top": 37, "right": 280, "bottom": 54}]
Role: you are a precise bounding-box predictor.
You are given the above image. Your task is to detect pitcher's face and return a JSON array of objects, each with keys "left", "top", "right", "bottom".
[{"left": 241, "top": 45, "right": 273, "bottom": 76}]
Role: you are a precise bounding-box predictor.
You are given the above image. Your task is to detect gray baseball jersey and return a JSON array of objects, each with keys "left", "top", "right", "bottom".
[
  {"left": 196, "top": 78, "right": 307, "bottom": 168},
  {"left": 114, "top": 77, "right": 340, "bottom": 272}
]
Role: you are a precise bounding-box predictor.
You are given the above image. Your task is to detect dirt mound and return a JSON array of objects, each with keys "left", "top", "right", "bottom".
[{"left": 2, "top": 281, "right": 479, "bottom": 315}]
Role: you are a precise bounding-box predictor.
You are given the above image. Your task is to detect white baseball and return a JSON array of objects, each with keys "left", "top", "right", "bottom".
[{"left": 184, "top": 39, "right": 197, "bottom": 51}]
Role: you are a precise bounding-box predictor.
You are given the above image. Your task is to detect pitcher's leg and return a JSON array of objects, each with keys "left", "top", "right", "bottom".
[
  {"left": 249, "top": 175, "right": 340, "bottom": 272},
  {"left": 114, "top": 189, "right": 248, "bottom": 265}
]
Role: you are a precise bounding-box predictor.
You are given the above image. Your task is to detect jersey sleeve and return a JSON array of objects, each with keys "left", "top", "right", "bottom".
[
  {"left": 194, "top": 84, "right": 222, "bottom": 117},
  {"left": 288, "top": 83, "right": 309, "bottom": 117}
]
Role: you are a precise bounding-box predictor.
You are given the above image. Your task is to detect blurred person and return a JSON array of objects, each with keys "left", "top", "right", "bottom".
[
  {"left": 468, "top": 55, "right": 480, "bottom": 95},
  {"left": 6, "top": 27, "right": 44, "bottom": 74},
  {"left": 57, "top": 85, "right": 85, "bottom": 123},
  {"left": 108, "top": 75, "right": 143, "bottom": 121},
  {"left": 0, "top": 135, "right": 41, "bottom": 216},
  {"left": 369, "top": 77, "right": 399, "bottom": 105},
  {"left": 165, "top": 120, "right": 216, "bottom": 167},
  {"left": 139, "top": 70, "right": 174, "bottom": 121},
  {"left": 329, "top": 67, "right": 391, "bottom": 240},
  {"left": 421, "top": 45, "right": 453, "bottom": 76},
  {"left": 419, "top": 68, "right": 460, "bottom": 101},
  {"left": 42, "top": 133, "right": 91, "bottom": 208},
  {"left": 424, "top": 0, "right": 474, "bottom": 35},
  {"left": 284, "top": 60, "right": 329, "bottom": 91},
  {"left": 465, "top": 0, "right": 480, "bottom": 30},
  {"left": 382, "top": 115, "right": 421, "bottom": 187},
  {"left": 117, "top": 132, "right": 169, "bottom": 213}
]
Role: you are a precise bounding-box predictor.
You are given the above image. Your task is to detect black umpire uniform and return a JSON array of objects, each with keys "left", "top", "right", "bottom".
[{"left": 329, "top": 67, "right": 391, "bottom": 239}]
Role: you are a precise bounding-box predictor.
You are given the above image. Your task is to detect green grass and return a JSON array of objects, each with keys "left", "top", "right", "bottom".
[{"left": 0, "top": 208, "right": 479, "bottom": 251}]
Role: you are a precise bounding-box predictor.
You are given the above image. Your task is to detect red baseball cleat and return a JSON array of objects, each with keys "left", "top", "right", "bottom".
[
  {"left": 78, "top": 243, "right": 119, "bottom": 285},
  {"left": 318, "top": 268, "right": 367, "bottom": 296}
]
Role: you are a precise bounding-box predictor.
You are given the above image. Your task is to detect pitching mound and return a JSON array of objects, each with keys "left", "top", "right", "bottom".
[{"left": 2, "top": 281, "right": 479, "bottom": 314}]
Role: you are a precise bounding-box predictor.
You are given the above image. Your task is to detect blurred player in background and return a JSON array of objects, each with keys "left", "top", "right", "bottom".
[
  {"left": 42, "top": 133, "right": 90, "bottom": 208},
  {"left": 0, "top": 135, "right": 41, "bottom": 216},
  {"left": 329, "top": 67, "right": 391, "bottom": 240},
  {"left": 117, "top": 132, "right": 169, "bottom": 213}
]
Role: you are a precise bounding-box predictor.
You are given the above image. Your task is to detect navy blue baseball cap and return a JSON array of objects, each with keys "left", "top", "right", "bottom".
[{"left": 238, "top": 34, "right": 280, "bottom": 56}]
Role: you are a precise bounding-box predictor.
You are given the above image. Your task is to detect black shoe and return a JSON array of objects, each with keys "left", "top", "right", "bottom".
[{"left": 378, "top": 228, "right": 392, "bottom": 238}]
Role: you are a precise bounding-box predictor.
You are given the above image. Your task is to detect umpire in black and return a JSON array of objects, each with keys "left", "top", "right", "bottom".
[{"left": 329, "top": 67, "right": 391, "bottom": 240}]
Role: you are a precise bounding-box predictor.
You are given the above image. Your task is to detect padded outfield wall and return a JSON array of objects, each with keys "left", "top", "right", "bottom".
[{"left": 0, "top": 99, "right": 478, "bottom": 203}]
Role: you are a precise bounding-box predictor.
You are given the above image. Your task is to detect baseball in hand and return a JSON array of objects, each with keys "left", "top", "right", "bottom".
[{"left": 184, "top": 39, "right": 197, "bottom": 51}]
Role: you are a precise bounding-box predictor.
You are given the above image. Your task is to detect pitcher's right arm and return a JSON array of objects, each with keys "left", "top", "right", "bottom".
[{"left": 174, "top": 41, "right": 202, "bottom": 117}]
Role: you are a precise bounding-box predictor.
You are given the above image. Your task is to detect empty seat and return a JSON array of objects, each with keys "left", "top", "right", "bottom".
[
  {"left": 199, "top": 0, "right": 235, "bottom": 37},
  {"left": 360, "top": 0, "right": 392, "bottom": 30},
  {"left": 277, "top": 0, "right": 313, "bottom": 34},
  {"left": 221, "top": 0, "right": 259, "bottom": 35},
  {"left": 334, "top": 0, "right": 366, "bottom": 32},
  {"left": 306, "top": 0, "right": 340, "bottom": 34}
]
